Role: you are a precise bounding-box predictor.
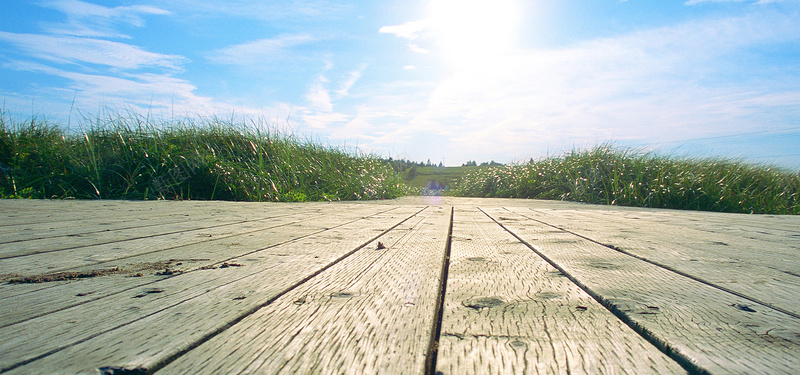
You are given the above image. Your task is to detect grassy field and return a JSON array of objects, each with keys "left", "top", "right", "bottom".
[
  {"left": 450, "top": 146, "right": 800, "bottom": 215},
  {"left": 0, "top": 112, "right": 410, "bottom": 201},
  {"left": 2, "top": 111, "right": 798, "bottom": 214},
  {"left": 403, "top": 165, "right": 479, "bottom": 192}
]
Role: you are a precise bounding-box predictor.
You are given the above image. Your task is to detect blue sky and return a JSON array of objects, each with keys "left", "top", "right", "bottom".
[{"left": 2, "top": 0, "right": 799, "bottom": 169}]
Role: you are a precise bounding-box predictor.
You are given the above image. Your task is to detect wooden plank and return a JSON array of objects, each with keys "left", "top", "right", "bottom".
[
  {"left": 0, "top": 200, "right": 335, "bottom": 226},
  {"left": 503, "top": 206, "right": 800, "bottom": 317},
  {"left": 0, "top": 217, "right": 330, "bottom": 325},
  {"left": 482, "top": 207, "right": 800, "bottom": 374},
  {"left": 0, "top": 214, "right": 306, "bottom": 275},
  {"left": 0, "top": 205, "right": 426, "bottom": 374},
  {"left": 0, "top": 215, "right": 187, "bottom": 244},
  {"left": 0, "top": 200, "right": 195, "bottom": 226},
  {"left": 0, "top": 207, "right": 307, "bottom": 258},
  {"left": 0, "top": 204, "right": 305, "bottom": 244},
  {"left": 0, "top": 204, "right": 407, "bottom": 325},
  {"left": 435, "top": 207, "right": 684, "bottom": 374},
  {"left": 156, "top": 205, "right": 452, "bottom": 374},
  {"left": 522, "top": 206, "right": 800, "bottom": 253},
  {"left": 0, "top": 203, "right": 398, "bottom": 298}
]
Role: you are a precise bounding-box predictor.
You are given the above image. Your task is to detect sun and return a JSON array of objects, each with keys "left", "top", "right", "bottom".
[{"left": 428, "top": 0, "right": 521, "bottom": 68}]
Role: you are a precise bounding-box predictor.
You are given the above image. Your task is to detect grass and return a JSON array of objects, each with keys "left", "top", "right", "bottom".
[
  {"left": 450, "top": 145, "right": 800, "bottom": 215},
  {"left": 2, "top": 109, "right": 797, "bottom": 214},
  {"left": 403, "top": 165, "right": 480, "bottom": 192},
  {"left": 0, "top": 110, "right": 410, "bottom": 201}
]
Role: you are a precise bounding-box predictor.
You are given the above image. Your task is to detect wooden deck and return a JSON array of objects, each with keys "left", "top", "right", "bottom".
[{"left": 1, "top": 197, "right": 799, "bottom": 374}]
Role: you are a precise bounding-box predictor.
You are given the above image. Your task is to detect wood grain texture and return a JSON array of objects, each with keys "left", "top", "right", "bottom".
[
  {"left": 503, "top": 206, "right": 800, "bottom": 317},
  {"left": 436, "top": 207, "right": 685, "bottom": 375},
  {"left": 482, "top": 206, "right": 800, "bottom": 374},
  {"left": 157, "top": 206, "right": 451, "bottom": 374},
  {"left": 2, "top": 198, "right": 798, "bottom": 374},
  {"left": 0, "top": 208, "right": 305, "bottom": 259},
  {"left": 0, "top": 203, "right": 393, "bottom": 277},
  {"left": 1, "top": 205, "right": 425, "bottom": 373},
  {"left": 0, "top": 206, "right": 371, "bottom": 326}
]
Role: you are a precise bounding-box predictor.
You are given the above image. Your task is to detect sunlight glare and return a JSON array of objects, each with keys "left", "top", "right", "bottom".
[{"left": 428, "top": 0, "right": 521, "bottom": 69}]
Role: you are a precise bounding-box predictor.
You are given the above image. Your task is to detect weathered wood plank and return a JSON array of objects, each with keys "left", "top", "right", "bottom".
[
  {"left": 156, "top": 206, "right": 452, "bottom": 374},
  {"left": 0, "top": 204, "right": 401, "bottom": 304},
  {"left": 0, "top": 205, "right": 400, "bottom": 326},
  {"left": 503, "top": 206, "right": 800, "bottom": 317},
  {"left": 0, "top": 205, "right": 426, "bottom": 374},
  {"left": 0, "top": 199, "right": 301, "bottom": 239},
  {"left": 482, "top": 207, "right": 800, "bottom": 374},
  {"left": 436, "top": 207, "right": 685, "bottom": 374},
  {"left": 0, "top": 215, "right": 305, "bottom": 276},
  {"left": 0, "top": 208, "right": 309, "bottom": 258},
  {"left": 0, "top": 204, "right": 306, "bottom": 244},
  {"left": 0, "top": 200, "right": 198, "bottom": 226}
]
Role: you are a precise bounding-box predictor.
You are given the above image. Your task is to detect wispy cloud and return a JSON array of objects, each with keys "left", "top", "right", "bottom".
[
  {"left": 209, "top": 34, "right": 316, "bottom": 66},
  {"left": 0, "top": 31, "right": 185, "bottom": 71},
  {"left": 366, "top": 10, "right": 800, "bottom": 163},
  {"left": 379, "top": 20, "right": 431, "bottom": 40},
  {"left": 685, "top": 0, "right": 793, "bottom": 4},
  {"left": 159, "top": 0, "right": 349, "bottom": 21},
  {"left": 299, "top": 63, "right": 371, "bottom": 130},
  {"left": 379, "top": 20, "right": 433, "bottom": 54},
  {"left": 334, "top": 65, "right": 366, "bottom": 98},
  {"left": 40, "top": 0, "right": 169, "bottom": 38},
  {"left": 305, "top": 79, "right": 333, "bottom": 113},
  {"left": 685, "top": 0, "right": 748, "bottom": 4},
  {"left": 2, "top": 59, "right": 203, "bottom": 112}
]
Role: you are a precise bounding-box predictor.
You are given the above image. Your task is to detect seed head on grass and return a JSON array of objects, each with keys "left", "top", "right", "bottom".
[
  {"left": 0, "top": 109, "right": 410, "bottom": 202},
  {"left": 451, "top": 145, "right": 799, "bottom": 215}
]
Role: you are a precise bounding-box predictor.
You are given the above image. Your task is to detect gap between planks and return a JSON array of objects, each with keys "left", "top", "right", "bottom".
[
  {"left": 482, "top": 206, "right": 800, "bottom": 374},
  {"left": 0, "top": 205, "right": 428, "bottom": 374}
]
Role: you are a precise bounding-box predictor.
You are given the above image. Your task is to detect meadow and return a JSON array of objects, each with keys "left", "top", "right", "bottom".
[
  {"left": 1, "top": 111, "right": 797, "bottom": 214},
  {"left": 450, "top": 146, "right": 800, "bottom": 215},
  {"left": 403, "top": 165, "right": 480, "bottom": 192},
  {"left": 0, "top": 111, "right": 409, "bottom": 201}
]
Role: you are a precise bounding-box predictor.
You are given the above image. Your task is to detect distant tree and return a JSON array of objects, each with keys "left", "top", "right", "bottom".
[
  {"left": 406, "top": 166, "right": 417, "bottom": 181},
  {"left": 438, "top": 161, "right": 443, "bottom": 167},
  {"left": 479, "top": 160, "right": 503, "bottom": 167},
  {"left": 426, "top": 159, "right": 431, "bottom": 166}
]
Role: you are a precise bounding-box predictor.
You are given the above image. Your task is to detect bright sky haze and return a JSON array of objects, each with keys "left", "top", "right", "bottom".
[{"left": 2, "top": 0, "right": 799, "bottom": 169}]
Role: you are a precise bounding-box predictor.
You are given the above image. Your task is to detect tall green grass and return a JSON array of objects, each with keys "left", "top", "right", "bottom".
[
  {"left": 451, "top": 145, "right": 799, "bottom": 214},
  {"left": 0, "top": 111, "right": 410, "bottom": 201}
]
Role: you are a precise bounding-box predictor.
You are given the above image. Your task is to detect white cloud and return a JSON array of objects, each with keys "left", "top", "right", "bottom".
[
  {"left": 300, "top": 65, "right": 357, "bottom": 129},
  {"left": 686, "top": 0, "right": 794, "bottom": 4},
  {"left": 159, "top": 0, "right": 349, "bottom": 21},
  {"left": 0, "top": 32, "right": 186, "bottom": 71},
  {"left": 379, "top": 20, "right": 431, "bottom": 40},
  {"left": 301, "top": 111, "right": 351, "bottom": 130},
  {"left": 334, "top": 66, "right": 366, "bottom": 98},
  {"left": 1, "top": 59, "right": 291, "bottom": 123},
  {"left": 686, "top": 0, "right": 747, "bottom": 4},
  {"left": 40, "top": 0, "right": 169, "bottom": 38},
  {"left": 210, "top": 34, "right": 316, "bottom": 66},
  {"left": 305, "top": 81, "right": 333, "bottom": 112},
  {"left": 379, "top": 20, "right": 434, "bottom": 54},
  {"left": 374, "top": 10, "right": 800, "bottom": 163}
]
